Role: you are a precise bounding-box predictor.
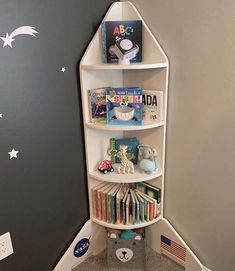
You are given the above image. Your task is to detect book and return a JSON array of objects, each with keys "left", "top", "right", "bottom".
[
  {"left": 130, "top": 189, "right": 136, "bottom": 224},
  {"left": 101, "top": 183, "right": 116, "bottom": 221},
  {"left": 91, "top": 182, "right": 107, "bottom": 218},
  {"left": 88, "top": 88, "right": 107, "bottom": 123},
  {"left": 106, "top": 87, "right": 143, "bottom": 126},
  {"left": 142, "top": 90, "right": 164, "bottom": 122},
  {"left": 135, "top": 182, "right": 161, "bottom": 203},
  {"left": 102, "top": 20, "right": 142, "bottom": 63},
  {"left": 125, "top": 194, "right": 131, "bottom": 224},
  {"left": 114, "top": 137, "right": 140, "bottom": 165},
  {"left": 136, "top": 192, "right": 145, "bottom": 222},
  {"left": 122, "top": 188, "right": 129, "bottom": 224}
]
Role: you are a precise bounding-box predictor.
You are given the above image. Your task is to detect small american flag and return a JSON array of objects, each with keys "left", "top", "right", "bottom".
[{"left": 161, "top": 235, "right": 186, "bottom": 262}]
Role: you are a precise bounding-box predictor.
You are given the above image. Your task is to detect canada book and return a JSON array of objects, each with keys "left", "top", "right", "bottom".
[
  {"left": 106, "top": 87, "right": 143, "bottom": 126},
  {"left": 102, "top": 20, "right": 142, "bottom": 63},
  {"left": 88, "top": 88, "right": 107, "bottom": 123},
  {"left": 142, "top": 90, "right": 164, "bottom": 122}
]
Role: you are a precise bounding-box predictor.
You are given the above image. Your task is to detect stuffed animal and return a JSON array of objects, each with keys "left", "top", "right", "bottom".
[{"left": 138, "top": 144, "right": 158, "bottom": 174}]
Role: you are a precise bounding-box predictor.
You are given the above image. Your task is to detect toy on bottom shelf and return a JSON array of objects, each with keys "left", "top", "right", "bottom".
[
  {"left": 138, "top": 144, "right": 158, "bottom": 174},
  {"left": 98, "top": 160, "right": 114, "bottom": 174},
  {"left": 107, "top": 228, "right": 146, "bottom": 270},
  {"left": 117, "top": 144, "right": 134, "bottom": 174}
]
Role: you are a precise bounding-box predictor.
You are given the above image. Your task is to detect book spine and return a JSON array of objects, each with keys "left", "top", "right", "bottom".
[{"left": 101, "top": 22, "right": 107, "bottom": 63}]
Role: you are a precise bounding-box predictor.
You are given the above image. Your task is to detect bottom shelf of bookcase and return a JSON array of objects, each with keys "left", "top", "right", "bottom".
[{"left": 91, "top": 216, "right": 162, "bottom": 230}]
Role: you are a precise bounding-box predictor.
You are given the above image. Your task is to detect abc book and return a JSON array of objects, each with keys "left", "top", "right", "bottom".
[{"left": 102, "top": 20, "right": 142, "bottom": 63}]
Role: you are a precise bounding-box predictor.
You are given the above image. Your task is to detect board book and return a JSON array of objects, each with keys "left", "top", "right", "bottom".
[
  {"left": 102, "top": 20, "right": 142, "bottom": 63},
  {"left": 142, "top": 90, "right": 164, "bottom": 123},
  {"left": 88, "top": 88, "right": 107, "bottom": 123},
  {"left": 106, "top": 87, "right": 143, "bottom": 126}
]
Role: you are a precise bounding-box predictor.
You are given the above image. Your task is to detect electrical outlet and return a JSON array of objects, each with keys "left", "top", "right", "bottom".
[{"left": 0, "top": 232, "right": 14, "bottom": 261}]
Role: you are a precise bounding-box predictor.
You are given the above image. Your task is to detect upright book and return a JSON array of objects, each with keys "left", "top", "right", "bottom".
[
  {"left": 88, "top": 88, "right": 107, "bottom": 123},
  {"left": 106, "top": 87, "right": 143, "bottom": 126},
  {"left": 142, "top": 90, "right": 164, "bottom": 122},
  {"left": 102, "top": 20, "right": 142, "bottom": 64}
]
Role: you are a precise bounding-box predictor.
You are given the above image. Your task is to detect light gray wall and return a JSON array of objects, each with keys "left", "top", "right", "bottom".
[{"left": 122, "top": 1, "right": 235, "bottom": 271}]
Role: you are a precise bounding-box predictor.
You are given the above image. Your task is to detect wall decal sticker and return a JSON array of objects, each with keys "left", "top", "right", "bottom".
[
  {"left": 1, "top": 26, "right": 39, "bottom": 48},
  {"left": 61, "top": 67, "right": 66, "bottom": 72},
  {"left": 73, "top": 237, "right": 91, "bottom": 258},
  {"left": 8, "top": 148, "right": 19, "bottom": 159}
]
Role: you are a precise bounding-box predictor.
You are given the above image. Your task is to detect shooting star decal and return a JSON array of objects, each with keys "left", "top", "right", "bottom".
[{"left": 1, "top": 26, "right": 39, "bottom": 48}]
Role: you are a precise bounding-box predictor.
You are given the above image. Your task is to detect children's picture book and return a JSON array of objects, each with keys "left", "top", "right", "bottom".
[
  {"left": 88, "top": 88, "right": 107, "bottom": 123},
  {"left": 106, "top": 87, "right": 143, "bottom": 126},
  {"left": 102, "top": 20, "right": 142, "bottom": 64},
  {"left": 114, "top": 137, "right": 139, "bottom": 165},
  {"left": 142, "top": 90, "right": 164, "bottom": 122}
]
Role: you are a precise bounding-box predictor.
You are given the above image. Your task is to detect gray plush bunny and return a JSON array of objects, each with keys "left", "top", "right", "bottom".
[{"left": 138, "top": 144, "right": 158, "bottom": 174}]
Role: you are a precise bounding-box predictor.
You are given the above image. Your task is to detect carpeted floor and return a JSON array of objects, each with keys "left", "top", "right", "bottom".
[{"left": 72, "top": 247, "right": 184, "bottom": 271}]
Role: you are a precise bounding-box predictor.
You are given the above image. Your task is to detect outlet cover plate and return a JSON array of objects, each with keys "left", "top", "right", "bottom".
[{"left": 0, "top": 232, "right": 14, "bottom": 261}]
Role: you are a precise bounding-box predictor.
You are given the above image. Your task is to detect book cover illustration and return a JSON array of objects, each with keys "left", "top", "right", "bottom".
[
  {"left": 142, "top": 90, "right": 164, "bottom": 122},
  {"left": 106, "top": 87, "right": 143, "bottom": 126},
  {"left": 114, "top": 137, "right": 139, "bottom": 165},
  {"left": 88, "top": 88, "right": 107, "bottom": 123},
  {"left": 102, "top": 20, "right": 142, "bottom": 64}
]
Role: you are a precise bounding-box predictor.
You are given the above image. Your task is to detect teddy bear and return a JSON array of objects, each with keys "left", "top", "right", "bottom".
[{"left": 138, "top": 144, "right": 158, "bottom": 174}]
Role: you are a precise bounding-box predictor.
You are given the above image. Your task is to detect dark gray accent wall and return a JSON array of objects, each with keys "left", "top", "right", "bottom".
[{"left": 0, "top": 1, "right": 115, "bottom": 271}]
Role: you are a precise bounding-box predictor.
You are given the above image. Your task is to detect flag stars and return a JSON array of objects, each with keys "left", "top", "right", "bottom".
[
  {"left": 0, "top": 113, "right": 2, "bottom": 118},
  {"left": 61, "top": 67, "right": 66, "bottom": 72},
  {"left": 8, "top": 148, "right": 19, "bottom": 159}
]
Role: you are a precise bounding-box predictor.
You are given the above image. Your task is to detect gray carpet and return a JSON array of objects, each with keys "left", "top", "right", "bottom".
[{"left": 73, "top": 247, "right": 184, "bottom": 271}]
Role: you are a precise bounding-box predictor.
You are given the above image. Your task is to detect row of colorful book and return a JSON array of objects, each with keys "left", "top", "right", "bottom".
[
  {"left": 91, "top": 182, "right": 161, "bottom": 225},
  {"left": 88, "top": 87, "right": 164, "bottom": 125}
]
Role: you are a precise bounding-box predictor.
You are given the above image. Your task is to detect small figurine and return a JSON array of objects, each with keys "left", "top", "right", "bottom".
[
  {"left": 98, "top": 160, "right": 114, "bottom": 174},
  {"left": 117, "top": 145, "right": 134, "bottom": 174},
  {"left": 138, "top": 144, "right": 158, "bottom": 174}
]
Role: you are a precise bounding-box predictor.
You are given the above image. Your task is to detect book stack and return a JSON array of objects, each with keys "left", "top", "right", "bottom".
[{"left": 91, "top": 182, "right": 161, "bottom": 225}]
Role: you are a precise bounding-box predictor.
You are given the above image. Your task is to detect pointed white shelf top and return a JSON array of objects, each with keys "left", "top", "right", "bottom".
[{"left": 80, "top": 1, "right": 168, "bottom": 67}]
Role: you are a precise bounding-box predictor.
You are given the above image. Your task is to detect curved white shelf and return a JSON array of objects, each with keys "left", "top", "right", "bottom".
[
  {"left": 81, "top": 62, "right": 168, "bottom": 70},
  {"left": 85, "top": 121, "right": 165, "bottom": 131},
  {"left": 89, "top": 165, "right": 162, "bottom": 183},
  {"left": 92, "top": 216, "right": 162, "bottom": 230}
]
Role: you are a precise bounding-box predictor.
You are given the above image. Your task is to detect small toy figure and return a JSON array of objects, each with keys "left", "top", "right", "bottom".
[
  {"left": 117, "top": 145, "right": 134, "bottom": 174},
  {"left": 138, "top": 144, "right": 158, "bottom": 174},
  {"left": 98, "top": 160, "right": 114, "bottom": 174}
]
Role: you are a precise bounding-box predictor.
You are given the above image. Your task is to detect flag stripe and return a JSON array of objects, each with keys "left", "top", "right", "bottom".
[
  {"left": 160, "top": 235, "right": 186, "bottom": 262},
  {"left": 161, "top": 242, "right": 186, "bottom": 261}
]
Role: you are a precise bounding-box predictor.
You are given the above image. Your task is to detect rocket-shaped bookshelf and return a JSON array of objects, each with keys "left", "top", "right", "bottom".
[{"left": 54, "top": 2, "right": 204, "bottom": 271}]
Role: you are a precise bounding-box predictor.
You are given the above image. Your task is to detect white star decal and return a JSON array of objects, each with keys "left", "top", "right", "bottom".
[
  {"left": 61, "top": 67, "right": 66, "bottom": 72},
  {"left": 1, "top": 33, "right": 15, "bottom": 48},
  {"left": 8, "top": 148, "right": 19, "bottom": 159},
  {"left": 0, "top": 113, "right": 2, "bottom": 118}
]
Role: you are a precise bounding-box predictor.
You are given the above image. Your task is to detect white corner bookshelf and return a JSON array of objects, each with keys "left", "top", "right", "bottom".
[
  {"left": 80, "top": 1, "right": 168, "bottom": 229},
  {"left": 53, "top": 2, "right": 204, "bottom": 271}
]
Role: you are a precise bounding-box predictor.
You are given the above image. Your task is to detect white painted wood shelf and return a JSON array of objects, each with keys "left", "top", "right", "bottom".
[
  {"left": 85, "top": 121, "right": 165, "bottom": 131},
  {"left": 89, "top": 165, "right": 162, "bottom": 183},
  {"left": 92, "top": 216, "right": 162, "bottom": 230},
  {"left": 81, "top": 62, "right": 167, "bottom": 70}
]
